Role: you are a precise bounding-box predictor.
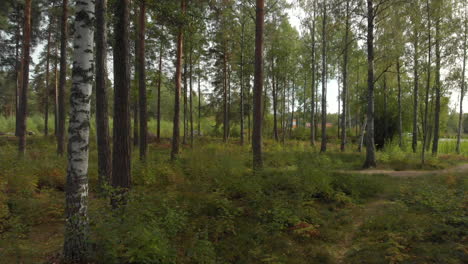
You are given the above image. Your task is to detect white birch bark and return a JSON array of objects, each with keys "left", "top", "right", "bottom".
[{"left": 63, "top": 0, "right": 95, "bottom": 262}]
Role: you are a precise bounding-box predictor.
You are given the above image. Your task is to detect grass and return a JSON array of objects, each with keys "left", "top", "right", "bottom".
[{"left": 0, "top": 121, "right": 467, "bottom": 263}]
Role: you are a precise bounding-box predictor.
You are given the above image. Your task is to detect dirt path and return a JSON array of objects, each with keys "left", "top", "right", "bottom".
[{"left": 340, "top": 163, "right": 468, "bottom": 177}]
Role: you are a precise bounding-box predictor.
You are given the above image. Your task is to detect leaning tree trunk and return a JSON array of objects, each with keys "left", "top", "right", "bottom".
[
  {"left": 364, "top": 0, "right": 377, "bottom": 168},
  {"left": 253, "top": 0, "right": 264, "bottom": 170},
  {"left": 18, "top": 0, "right": 31, "bottom": 156},
  {"left": 457, "top": 11, "right": 467, "bottom": 154},
  {"left": 341, "top": 0, "right": 350, "bottom": 152},
  {"left": 171, "top": 0, "right": 185, "bottom": 161},
  {"left": 95, "top": 0, "right": 111, "bottom": 188},
  {"left": 57, "top": 0, "right": 68, "bottom": 156},
  {"left": 112, "top": 0, "right": 132, "bottom": 205},
  {"left": 422, "top": 0, "right": 431, "bottom": 164},
  {"left": 45, "top": 25, "right": 52, "bottom": 136},
  {"left": 63, "top": 0, "right": 94, "bottom": 261},
  {"left": 432, "top": 17, "right": 441, "bottom": 156},
  {"left": 320, "top": 1, "right": 327, "bottom": 153},
  {"left": 138, "top": 0, "right": 147, "bottom": 160},
  {"left": 412, "top": 29, "right": 419, "bottom": 153}
]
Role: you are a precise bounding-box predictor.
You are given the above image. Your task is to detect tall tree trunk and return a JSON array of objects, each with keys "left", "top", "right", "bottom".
[
  {"left": 364, "top": 0, "right": 376, "bottom": 168},
  {"left": 457, "top": 11, "right": 467, "bottom": 154},
  {"left": 112, "top": 0, "right": 132, "bottom": 204},
  {"left": 63, "top": 1, "right": 94, "bottom": 261},
  {"left": 183, "top": 53, "right": 188, "bottom": 145},
  {"left": 282, "top": 78, "right": 286, "bottom": 143},
  {"left": 272, "top": 59, "right": 278, "bottom": 141},
  {"left": 240, "top": 21, "right": 245, "bottom": 145},
  {"left": 422, "top": 0, "right": 431, "bottom": 164},
  {"left": 198, "top": 61, "right": 202, "bottom": 136},
  {"left": 171, "top": 0, "right": 185, "bottom": 160},
  {"left": 228, "top": 65, "right": 232, "bottom": 139},
  {"left": 253, "top": 0, "right": 264, "bottom": 170},
  {"left": 310, "top": 6, "right": 316, "bottom": 146},
  {"left": 397, "top": 59, "right": 403, "bottom": 148},
  {"left": 138, "top": 0, "right": 147, "bottom": 160},
  {"left": 341, "top": 0, "right": 350, "bottom": 152},
  {"left": 15, "top": 4, "right": 21, "bottom": 137},
  {"left": 383, "top": 75, "right": 388, "bottom": 143},
  {"left": 189, "top": 45, "right": 194, "bottom": 147},
  {"left": 223, "top": 50, "right": 228, "bottom": 142},
  {"left": 133, "top": 10, "right": 139, "bottom": 148},
  {"left": 412, "top": 29, "right": 419, "bottom": 153},
  {"left": 156, "top": 39, "right": 163, "bottom": 143},
  {"left": 432, "top": 16, "right": 441, "bottom": 156},
  {"left": 54, "top": 39, "right": 59, "bottom": 137},
  {"left": 18, "top": 0, "right": 31, "bottom": 156},
  {"left": 320, "top": 1, "right": 327, "bottom": 153},
  {"left": 290, "top": 78, "right": 296, "bottom": 136},
  {"left": 95, "top": 0, "right": 111, "bottom": 188},
  {"left": 338, "top": 81, "right": 341, "bottom": 139},
  {"left": 45, "top": 25, "right": 51, "bottom": 136},
  {"left": 57, "top": 0, "right": 68, "bottom": 156},
  {"left": 133, "top": 99, "right": 139, "bottom": 146}
]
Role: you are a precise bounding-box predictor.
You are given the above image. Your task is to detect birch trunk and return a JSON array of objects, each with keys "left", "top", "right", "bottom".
[{"left": 63, "top": 0, "right": 94, "bottom": 261}]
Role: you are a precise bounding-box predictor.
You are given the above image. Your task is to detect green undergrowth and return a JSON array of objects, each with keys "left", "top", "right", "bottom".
[{"left": 0, "top": 137, "right": 466, "bottom": 263}]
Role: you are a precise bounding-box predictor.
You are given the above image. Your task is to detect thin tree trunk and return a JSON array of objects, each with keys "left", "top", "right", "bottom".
[
  {"left": 457, "top": 10, "right": 467, "bottom": 154},
  {"left": 171, "top": 0, "right": 185, "bottom": 160},
  {"left": 15, "top": 5, "right": 21, "bottom": 137},
  {"left": 432, "top": 16, "right": 441, "bottom": 155},
  {"left": 320, "top": 1, "right": 327, "bottom": 153},
  {"left": 198, "top": 61, "right": 201, "bottom": 136},
  {"left": 156, "top": 37, "right": 163, "bottom": 142},
  {"left": 44, "top": 25, "right": 51, "bottom": 136},
  {"left": 95, "top": 0, "right": 111, "bottom": 188},
  {"left": 272, "top": 59, "right": 278, "bottom": 141},
  {"left": 183, "top": 53, "right": 188, "bottom": 145},
  {"left": 133, "top": 99, "right": 138, "bottom": 146},
  {"left": 223, "top": 50, "right": 228, "bottom": 142},
  {"left": 112, "top": 0, "right": 132, "bottom": 204},
  {"left": 412, "top": 29, "right": 419, "bottom": 153},
  {"left": 290, "top": 78, "right": 295, "bottom": 136},
  {"left": 138, "top": 0, "right": 147, "bottom": 160},
  {"left": 18, "top": 0, "right": 31, "bottom": 156},
  {"left": 358, "top": 116, "right": 367, "bottom": 153},
  {"left": 341, "top": 0, "right": 350, "bottom": 152},
  {"left": 240, "top": 21, "right": 245, "bottom": 145},
  {"left": 422, "top": 0, "right": 431, "bottom": 164},
  {"left": 397, "top": 59, "right": 403, "bottom": 148},
  {"left": 364, "top": 0, "right": 376, "bottom": 168},
  {"left": 253, "top": 0, "right": 264, "bottom": 170},
  {"left": 54, "top": 39, "right": 59, "bottom": 137},
  {"left": 383, "top": 75, "right": 388, "bottom": 143},
  {"left": 133, "top": 10, "right": 139, "bottom": 148},
  {"left": 57, "top": 0, "right": 68, "bottom": 156},
  {"left": 189, "top": 44, "right": 194, "bottom": 147},
  {"left": 310, "top": 5, "right": 316, "bottom": 146},
  {"left": 63, "top": 1, "right": 94, "bottom": 261}
]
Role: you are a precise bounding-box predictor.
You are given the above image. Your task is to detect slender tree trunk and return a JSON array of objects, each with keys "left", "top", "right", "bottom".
[
  {"left": 320, "top": 1, "right": 327, "bottom": 153},
  {"left": 272, "top": 60, "right": 278, "bottom": 141},
  {"left": 422, "top": 0, "right": 431, "bottom": 164},
  {"left": 183, "top": 53, "right": 188, "bottom": 145},
  {"left": 45, "top": 25, "right": 51, "bottom": 136},
  {"left": 138, "top": 0, "right": 147, "bottom": 160},
  {"left": 364, "top": 0, "right": 376, "bottom": 168},
  {"left": 223, "top": 50, "right": 228, "bottom": 142},
  {"left": 15, "top": 5, "right": 21, "bottom": 137},
  {"left": 156, "top": 37, "right": 163, "bottom": 142},
  {"left": 432, "top": 16, "right": 441, "bottom": 155},
  {"left": 397, "top": 59, "right": 403, "bottom": 148},
  {"left": 412, "top": 29, "right": 419, "bottom": 153},
  {"left": 253, "top": 0, "right": 264, "bottom": 170},
  {"left": 63, "top": 1, "right": 94, "bottom": 261},
  {"left": 198, "top": 61, "right": 202, "bottom": 136},
  {"left": 18, "top": 0, "right": 31, "bottom": 156},
  {"left": 171, "top": 0, "right": 185, "bottom": 160},
  {"left": 240, "top": 21, "right": 245, "bottom": 145},
  {"left": 95, "top": 0, "right": 111, "bottom": 188},
  {"left": 133, "top": 99, "right": 139, "bottom": 146},
  {"left": 112, "top": 0, "right": 132, "bottom": 203},
  {"left": 341, "top": 0, "right": 350, "bottom": 152},
  {"left": 338, "top": 81, "right": 341, "bottom": 139},
  {"left": 383, "top": 75, "right": 388, "bottom": 143},
  {"left": 290, "top": 78, "right": 295, "bottom": 136},
  {"left": 54, "top": 40, "right": 59, "bottom": 137},
  {"left": 189, "top": 45, "right": 194, "bottom": 147},
  {"left": 57, "top": 0, "right": 68, "bottom": 156},
  {"left": 457, "top": 11, "right": 467, "bottom": 154},
  {"left": 310, "top": 7, "right": 316, "bottom": 146},
  {"left": 282, "top": 78, "right": 286, "bottom": 143}
]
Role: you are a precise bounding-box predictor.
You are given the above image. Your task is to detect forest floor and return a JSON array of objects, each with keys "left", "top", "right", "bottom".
[{"left": 0, "top": 137, "right": 466, "bottom": 263}]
